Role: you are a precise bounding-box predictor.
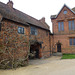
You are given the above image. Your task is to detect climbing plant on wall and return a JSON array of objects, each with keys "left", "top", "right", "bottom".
[{"left": 0, "top": 23, "right": 29, "bottom": 69}]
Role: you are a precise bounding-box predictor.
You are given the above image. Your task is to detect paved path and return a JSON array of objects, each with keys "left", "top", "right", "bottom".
[{"left": 0, "top": 56, "right": 75, "bottom": 75}]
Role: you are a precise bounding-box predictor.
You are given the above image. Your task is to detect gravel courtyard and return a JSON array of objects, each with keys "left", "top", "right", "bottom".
[{"left": 0, "top": 56, "right": 75, "bottom": 75}]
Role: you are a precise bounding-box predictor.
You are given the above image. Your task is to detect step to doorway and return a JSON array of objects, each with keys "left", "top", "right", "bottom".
[{"left": 53, "top": 52, "right": 62, "bottom": 56}]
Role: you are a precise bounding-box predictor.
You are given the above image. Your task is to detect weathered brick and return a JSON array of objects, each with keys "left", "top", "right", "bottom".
[{"left": 51, "top": 5, "right": 75, "bottom": 54}]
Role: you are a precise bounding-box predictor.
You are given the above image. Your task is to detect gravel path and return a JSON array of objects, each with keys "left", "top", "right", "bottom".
[{"left": 0, "top": 56, "right": 75, "bottom": 75}]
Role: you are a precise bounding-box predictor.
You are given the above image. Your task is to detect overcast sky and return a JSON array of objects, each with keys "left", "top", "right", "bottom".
[{"left": 1, "top": 0, "right": 75, "bottom": 32}]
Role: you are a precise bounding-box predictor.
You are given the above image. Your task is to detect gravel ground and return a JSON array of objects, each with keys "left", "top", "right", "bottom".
[{"left": 0, "top": 56, "right": 75, "bottom": 75}]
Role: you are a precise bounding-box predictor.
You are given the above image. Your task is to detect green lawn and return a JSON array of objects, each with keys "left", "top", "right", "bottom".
[{"left": 62, "top": 54, "right": 75, "bottom": 59}]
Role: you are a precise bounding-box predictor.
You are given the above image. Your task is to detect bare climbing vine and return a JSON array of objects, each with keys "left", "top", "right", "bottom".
[{"left": 0, "top": 24, "right": 29, "bottom": 69}]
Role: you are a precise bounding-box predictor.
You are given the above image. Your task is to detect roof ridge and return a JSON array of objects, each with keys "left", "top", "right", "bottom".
[{"left": 13, "top": 8, "right": 49, "bottom": 29}]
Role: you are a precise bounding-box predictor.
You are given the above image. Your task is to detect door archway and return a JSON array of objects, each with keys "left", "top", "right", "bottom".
[{"left": 57, "top": 43, "right": 61, "bottom": 52}]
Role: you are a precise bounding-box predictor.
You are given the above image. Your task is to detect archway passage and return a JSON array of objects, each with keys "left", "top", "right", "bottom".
[
  {"left": 57, "top": 43, "right": 61, "bottom": 52},
  {"left": 29, "top": 42, "right": 41, "bottom": 59}
]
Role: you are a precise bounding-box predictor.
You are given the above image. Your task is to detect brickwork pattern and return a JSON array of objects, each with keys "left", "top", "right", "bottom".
[
  {"left": 30, "top": 27, "right": 50, "bottom": 58},
  {"left": 51, "top": 6, "right": 75, "bottom": 54},
  {"left": 0, "top": 19, "right": 29, "bottom": 69}
]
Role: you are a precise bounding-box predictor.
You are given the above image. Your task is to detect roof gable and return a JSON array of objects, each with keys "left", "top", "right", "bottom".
[{"left": 51, "top": 4, "right": 75, "bottom": 19}]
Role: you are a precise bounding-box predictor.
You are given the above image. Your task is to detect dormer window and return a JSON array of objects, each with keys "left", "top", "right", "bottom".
[{"left": 64, "top": 10, "right": 67, "bottom": 14}]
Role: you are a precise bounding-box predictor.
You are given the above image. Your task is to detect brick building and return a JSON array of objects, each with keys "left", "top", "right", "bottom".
[
  {"left": 0, "top": 1, "right": 51, "bottom": 68},
  {"left": 51, "top": 4, "right": 75, "bottom": 54}
]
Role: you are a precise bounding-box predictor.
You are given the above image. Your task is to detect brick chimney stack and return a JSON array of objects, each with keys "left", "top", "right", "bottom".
[
  {"left": 40, "top": 17, "right": 45, "bottom": 23},
  {"left": 40, "top": 17, "right": 50, "bottom": 29},
  {"left": 7, "top": 0, "right": 13, "bottom": 8}
]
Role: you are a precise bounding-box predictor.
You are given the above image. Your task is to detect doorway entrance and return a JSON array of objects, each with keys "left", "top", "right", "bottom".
[
  {"left": 29, "top": 43, "right": 40, "bottom": 59},
  {"left": 57, "top": 43, "right": 61, "bottom": 52}
]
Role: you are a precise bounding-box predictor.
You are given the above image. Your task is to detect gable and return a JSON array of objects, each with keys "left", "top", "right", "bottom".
[
  {"left": 51, "top": 4, "right": 75, "bottom": 19},
  {"left": 56, "top": 5, "right": 75, "bottom": 20}
]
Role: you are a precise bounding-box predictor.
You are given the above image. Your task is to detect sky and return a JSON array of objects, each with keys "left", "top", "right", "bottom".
[{"left": 0, "top": 0, "right": 75, "bottom": 32}]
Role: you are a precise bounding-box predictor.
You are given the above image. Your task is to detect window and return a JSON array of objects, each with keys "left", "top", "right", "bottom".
[
  {"left": 0, "top": 23, "right": 1, "bottom": 31},
  {"left": 58, "top": 22, "right": 64, "bottom": 31},
  {"left": 30, "top": 27, "right": 37, "bottom": 35},
  {"left": 64, "top": 10, "right": 67, "bottom": 14},
  {"left": 18, "top": 27, "right": 24, "bottom": 34},
  {"left": 69, "top": 38, "right": 75, "bottom": 45},
  {"left": 69, "top": 20, "right": 75, "bottom": 30}
]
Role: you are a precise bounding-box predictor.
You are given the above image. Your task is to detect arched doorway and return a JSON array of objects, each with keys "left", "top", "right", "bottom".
[{"left": 57, "top": 43, "right": 61, "bottom": 52}]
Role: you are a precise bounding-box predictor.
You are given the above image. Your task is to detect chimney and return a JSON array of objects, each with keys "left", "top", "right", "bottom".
[
  {"left": 40, "top": 17, "right": 45, "bottom": 23},
  {"left": 7, "top": 0, "right": 13, "bottom": 8},
  {"left": 40, "top": 17, "right": 50, "bottom": 29}
]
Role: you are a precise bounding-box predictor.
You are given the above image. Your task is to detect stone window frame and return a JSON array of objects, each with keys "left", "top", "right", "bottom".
[
  {"left": 18, "top": 26, "right": 24, "bottom": 34},
  {"left": 30, "top": 26, "right": 37, "bottom": 35},
  {"left": 58, "top": 21, "right": 64, "bottom": 32},
  {"left": 69, "top": 37, "right": 75, "bottom": 46}
]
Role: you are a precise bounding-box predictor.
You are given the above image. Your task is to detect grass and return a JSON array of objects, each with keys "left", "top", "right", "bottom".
[{"left": 62, "top": 54, "right": 75, "bottom": 59}]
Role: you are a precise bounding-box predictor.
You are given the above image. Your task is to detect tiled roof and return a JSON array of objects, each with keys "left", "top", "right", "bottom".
[{"left": 0, "top": 1, "right": 49, "bottom": 30}]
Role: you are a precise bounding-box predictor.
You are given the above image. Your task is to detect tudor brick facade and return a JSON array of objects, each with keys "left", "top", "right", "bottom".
[
  {"left": 51, "top": 5, "right": 75, "bottom": 54},
  {"left": 29, "top": 26, "right": 50, "bottom": 58},
  {"left": 0, "top": 1, "right": 51, "bottom": 69},
  {"left": 0, "top": 19, "right": 29, "bottom": 68}
]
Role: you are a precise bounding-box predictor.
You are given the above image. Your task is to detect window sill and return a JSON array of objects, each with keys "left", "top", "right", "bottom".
[
  {"left": 69, "top": 30, "right": 75, "bottom": 33},
  {"left": 69, "top": 45, "right": 75, "bottom": 47}
]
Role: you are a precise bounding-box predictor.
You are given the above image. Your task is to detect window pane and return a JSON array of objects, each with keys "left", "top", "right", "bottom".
[
  {"left": 58, "top": 22, "right": 61, "bottom": 31},
  {"left": 62, "top": 22, "right": 64, "bottom": 31},
  {"left": 18, "top": 27, "right": 21, "bottom": 33},
  {"left": 18, "top": 27, "right": 24, "bottom": 34},
  {"left": 31, "top": 31, "right": 35, "bottom": 35},
  {"left": 69, "top": 38, "right": 72, "bottom": 45},
  {"left": 64, "top": 10, "right": 67, "bottom": 14},
  {"left": 23, "top": 28, "right": 24, "bottom": 34},
  {"left": 69, "top": 21, "right": 71, "bottom": 30},
  {"left": 73, "top": 38, "right": 75, "bottom": 45},
  {"left": 31, "top": 27, "right": 37, "bottom": 35},
  {"left": 35, "top": 29, "right": 37, "bottom": 35},
  {"left": 72, "top": 20, "right": 74, "bottom": 30}
]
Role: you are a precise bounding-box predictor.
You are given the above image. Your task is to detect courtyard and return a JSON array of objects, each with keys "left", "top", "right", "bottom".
[{"left": 0, "top": 56, "right": 75, "bottom": 75}]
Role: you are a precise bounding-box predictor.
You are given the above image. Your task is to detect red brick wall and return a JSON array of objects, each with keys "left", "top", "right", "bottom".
[
  {"left": 0, "top": 19, "right": 29, "bottom": 68},
  {"left": 30, "top": 27, "right": 51, "bottom": 58},
  {"left": 0, "top": 18, "right": 51, "bottom": 68},
  {"left": 51, "top": 6, "right": 75, "bottom": 53},
  {"left": 50, "top": 35, "right": 54, "bottom": 53}
]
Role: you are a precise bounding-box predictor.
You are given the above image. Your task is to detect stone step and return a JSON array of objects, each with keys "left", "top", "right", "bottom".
[{"left": 53, "top": 52, "right": 62, "bottom": 56}]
